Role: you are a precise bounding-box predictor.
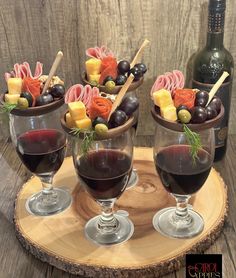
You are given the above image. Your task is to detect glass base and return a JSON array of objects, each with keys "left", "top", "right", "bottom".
[
  {"left": 126, "top": 169, "right": 139, "bottom": 189},
  {"left": 85, "top": 214, "right": 134, "bottom": 246},
  {"left": 153, "top": 207, "right": 204, "bottom": 239},
  {"left": 26, "top": 188, "right": 72, "bottom": 216}
]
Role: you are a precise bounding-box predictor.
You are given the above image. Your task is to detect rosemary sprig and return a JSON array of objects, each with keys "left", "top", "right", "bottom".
[
  {"left": 70, "top": 128, "right": 95, "bottom": 155},
  {"left": 183, "top": 124, "right": 202, "bottom": 165},
  {"left": 0, "top": 102, "right": 17, "bottom": 113}
]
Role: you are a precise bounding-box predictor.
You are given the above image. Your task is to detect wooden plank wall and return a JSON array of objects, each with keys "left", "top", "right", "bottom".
[{"left": 0, "top": 0, "right": 235, "bottom": 135}]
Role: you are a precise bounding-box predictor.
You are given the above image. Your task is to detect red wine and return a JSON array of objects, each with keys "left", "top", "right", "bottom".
[
  {"left": 75, "top": 150, "right": 132, "bottom": 200},
  {"left": 17, "top": 129, "right": 66, "bottom": 176},
  {"left": 155, "top": 145, "right": 212, "bottom": 195}
]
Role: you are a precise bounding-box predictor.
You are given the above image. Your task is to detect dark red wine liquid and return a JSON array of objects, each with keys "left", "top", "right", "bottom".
[
  {"left": 76, "top": 150, "right": 132, "bottom": 200},
  {"left": 155, "top": 145, "right": 212, "bottom": 195},
  {"left": 17, "top": 129, "right": 66, "bottom": 176}
]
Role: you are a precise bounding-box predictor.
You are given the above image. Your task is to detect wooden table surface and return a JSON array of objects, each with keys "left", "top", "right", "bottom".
[{"left": 0, "top": 119, "right": 235, "bottom": 278}]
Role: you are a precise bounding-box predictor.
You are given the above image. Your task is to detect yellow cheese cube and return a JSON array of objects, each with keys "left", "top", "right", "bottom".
[
  {"left": 75, "top": 118, "right": 92, "bottom": 130},
  {"left": 153, "top": 89, "right": 173, "bottom": 108},
  {"left": 4, "top": 93, "right": 20, "bottom": 104},
  {"left": 160, "top": 105, "right": 177, "bottom": 122},
  {"left": 65, "top": 112, "right": 75, "bottom": 128},
  {"left": 88, "top": 74, "right": 101, "bottom": 84},
  {"left": 85, "top": 58, "right": 102, "bottom": 75},
  {"left": 7, "top": 78, "right": 23, "bottom": 94},
  {"left": 68, "top": 101, "right": 86, "bottom": 121}
]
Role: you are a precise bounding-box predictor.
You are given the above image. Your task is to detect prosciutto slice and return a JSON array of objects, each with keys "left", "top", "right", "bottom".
[
  {"left": 65, "top": 84, "right": 99, "bottom": 111},
  {"left": 86, "top": 46, "right": 114, "bottom": 59},
  {"left": 4, "top": 61, "right": 43, "bottom": 81},
  {"left": 150, "top": 70, "right": 185, "bottom": 96}
]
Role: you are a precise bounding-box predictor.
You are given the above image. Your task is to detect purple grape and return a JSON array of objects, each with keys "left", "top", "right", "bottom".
[
  {"left": 210, "top": 97, "right": 222, "bottom": 113},
  {"left": 50, "top": 84, "right": 65, "bottom": 98},
  {"left": 119, "top": 96, "right": 139, "bottom": 116},
  {"left": 116, "top": 75, "right": 127, "bottom": 85},
  {"left": 135, "top": 63, "right": 147, "bottom": 74},
  {"left": 191, "top": 106, "right": 207, "bottom": 123},
  {"left": 108, "top": 110, "right": 127, "bottom": 128},
  {"left": 129, "top": 66, "right": 143, "bottom": 81},
  {"left": 196, "top": 90, "right": 209, "bottom": 100},
  {"left": 118, "top": 61, "right": 130, "bottom": 74},
  {"left": 35, "top": 94, "right": 53, "bottom": 106},
  {"left": 206, "top": 105, "right": 218, "bottom": 120},
  {"left": 195, "top": 97, "right": 208, "bottom": 107}
]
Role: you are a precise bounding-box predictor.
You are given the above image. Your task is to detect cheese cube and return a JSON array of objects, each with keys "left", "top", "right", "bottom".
[
  {"left": 75, "top": 118, "right": 92, "bottom": 130},
  {"left": 68, "top": 101, "right": 86, "bottom": 121},
  {"left": 4, "top": 93, "right": 20, "bottom": 104},
  {"left": 65, "top": 112, "right": 75, "bottom": 128},
  {"left": 88, "top": 74, "right": 101, "bottom": 84},
  {"left": 85, "top": 58, "right": 102, "bottom": 75},
  {"left": 7, "top": 78, "right": 23, "bottom": 94},
  {"left": 153, "top": 89, "right": 173, "bottom": 108},
  {"left": 160, "top": 105, "right": 177, "bottom": 122}
]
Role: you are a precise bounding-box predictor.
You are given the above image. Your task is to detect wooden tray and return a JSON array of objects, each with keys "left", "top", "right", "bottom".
[{"left": 14, "top": 148, "right": 227, "bottom": 278}]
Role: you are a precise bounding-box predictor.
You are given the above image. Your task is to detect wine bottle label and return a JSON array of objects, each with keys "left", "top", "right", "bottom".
[{"left": 192, "top": 79, "right": 232, "bottom": 148}]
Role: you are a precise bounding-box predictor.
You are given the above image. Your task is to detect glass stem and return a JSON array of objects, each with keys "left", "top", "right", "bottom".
[
  {"left": 40, "top": 176, "right": 58, "bottom": 207},
  {"left": 172, "top": 195, "right": 192, "bottom": 226},
  {"left": 97, "top": 200, "right": 118, "bottom": 234}
]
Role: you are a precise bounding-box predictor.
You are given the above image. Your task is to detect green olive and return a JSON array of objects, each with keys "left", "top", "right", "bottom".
[
  {"left": 105, "top": 80, "right": 116, "bottom": 92},
  {"left": 17, "top": 97, "right": 29, "bottom": 109},
  {"left": 178, "top": 109, "right": 191, "bottom": 124},
  {"left": 95, "top": 123, "right": 108, "bottom": 136}
]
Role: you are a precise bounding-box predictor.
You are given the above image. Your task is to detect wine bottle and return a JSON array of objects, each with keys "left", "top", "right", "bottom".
[{"left": 192, "top": 0, "right": 234, "bottom": 161}]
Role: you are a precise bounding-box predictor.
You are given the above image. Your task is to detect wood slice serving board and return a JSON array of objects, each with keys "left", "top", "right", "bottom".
[{"left": 14, "top": 148, "right": 228, "bottom": 278}]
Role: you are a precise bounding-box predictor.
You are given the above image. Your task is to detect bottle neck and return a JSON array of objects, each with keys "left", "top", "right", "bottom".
[
  {"left": 206, "top": 4, "right": 225, "bottom": 50},
  {"left": 206, "top": 32, "right": 224, "bottom": 49}
]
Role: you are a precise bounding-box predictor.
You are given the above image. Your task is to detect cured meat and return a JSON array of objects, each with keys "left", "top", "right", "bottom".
[
  {"left": 86, "top": 46, "right": 114, "bottom": 60},
  {"left": 4, "top": 62, "right": 43, "bottom": 81},
  {"left": 150, "top": 70, "right": 185, "bottom": 97},
  {"left": 65, "top": 84, "right": 99, "bottom": 111},
  {"left": 33, "top": 62, "right": 43, "bottom": 79},
  {"left": 88, "top": 96, "right": 112, "bottom": 120},
  {"left": 65, "top": 84, "right": 84, "bottom": 103}
]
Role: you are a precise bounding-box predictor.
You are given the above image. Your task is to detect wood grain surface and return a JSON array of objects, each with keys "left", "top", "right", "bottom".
[
  {"left": 0, "top": 0, "right": 235, "bottom": 136},
  {"left": 14, "top": 150, "right": 227, "bottom": 278}
]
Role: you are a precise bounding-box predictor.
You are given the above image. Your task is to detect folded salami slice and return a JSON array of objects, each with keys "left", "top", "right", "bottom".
[
  {"left": 65, "top": 84, "right": 84, "bottom": 103},
  {"left": 86, "top": 45, "right": 114, "bottom": 59},
  {"left": 4, "top": 61, "right": 43, "bottom": 81},
  {"left": 65, "top": 84, "right": 99, "bottom": 111},
  {"left": 150, "top": 70, "right": 185, "bottom": 97}
]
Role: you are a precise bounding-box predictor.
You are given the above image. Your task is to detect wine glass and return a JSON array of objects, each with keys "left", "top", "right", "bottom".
[
  {"left": 9, "top": 108, "right": 72, "bottom": 216},
  {"left": 72, "top": 119, "right": 134, "bottom": 246},
  {"left": 152, "top": 121, "right": 214, "bottom": 238},
  {"left": 125, "top": 91, "right": 139, "bottom": 189}
]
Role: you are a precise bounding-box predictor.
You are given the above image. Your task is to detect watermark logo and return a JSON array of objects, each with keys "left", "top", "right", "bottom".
[{"left": 186, "top": 254, "right": 222, "bottom": 278}]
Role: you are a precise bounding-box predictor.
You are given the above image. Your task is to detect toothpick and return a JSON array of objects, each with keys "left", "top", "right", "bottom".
[
  {"left": 206, "top": 71, "right": 229, "bottom": 106},
  {"left": 108, "top": 74, "right": 134, "bottom": 120},
  {"left": 41, "top": 51, "right": 63, "bottom": 95},
  {"left": 130, "top": 39, "right": 150, "bottom": 68},
  {"left": 108, "top": 39, "right": 150, "bottom": 120}
]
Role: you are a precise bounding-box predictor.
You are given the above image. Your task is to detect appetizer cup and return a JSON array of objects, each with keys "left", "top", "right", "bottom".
[
  {"left": 151, "top": 105, "right": 224, "bottom": 238},
  {"left": 61, "top": 113, "right": 135, "bottom": 246},
  {"left": 10, "top": 105, "right": 71, "bottom": 216},
  {"left": 0, "top": 92, "right": 64, "bottom": 117}
]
